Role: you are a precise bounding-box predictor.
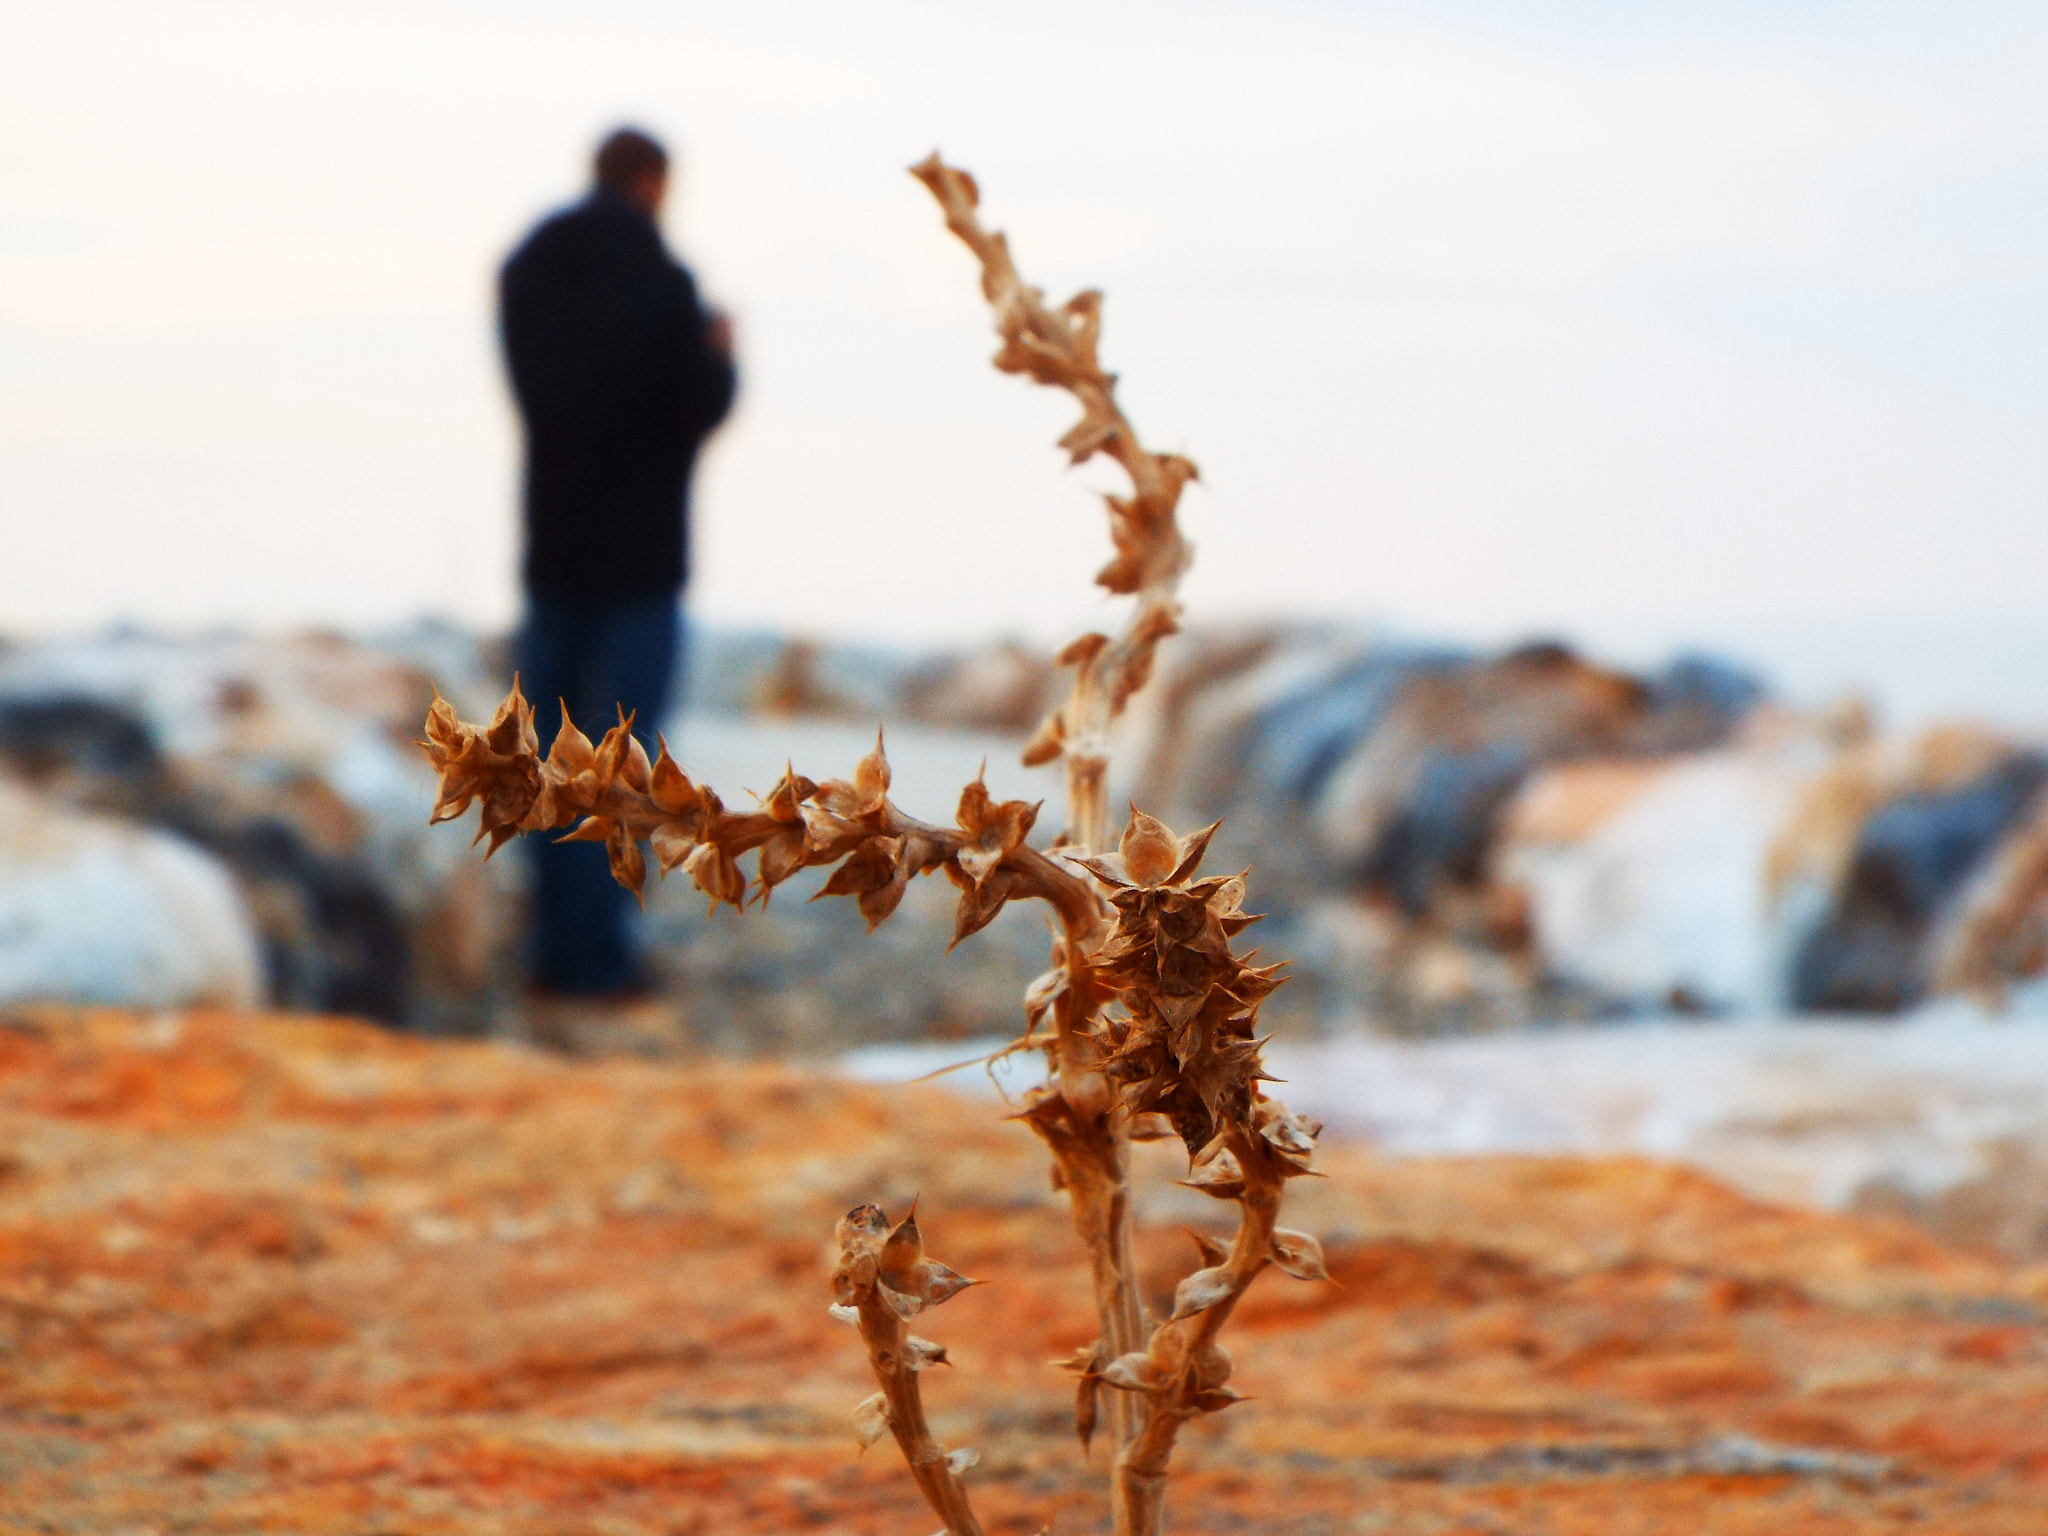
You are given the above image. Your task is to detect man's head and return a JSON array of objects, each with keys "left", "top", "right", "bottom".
[{"left": 594, "top": 127, "right": 669, "bottom": 218}]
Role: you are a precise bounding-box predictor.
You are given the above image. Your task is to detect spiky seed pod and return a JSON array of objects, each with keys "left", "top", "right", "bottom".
[
  {"left": 1252, "top": 1098, "right": 1323, "bottom": 1177},
  {"left": 1076, "top": 808, "right": 1286, "bottom": 1154}
]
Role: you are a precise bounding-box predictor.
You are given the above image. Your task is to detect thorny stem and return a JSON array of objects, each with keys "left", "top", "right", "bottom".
[
  {"left": 833, "top": 1206, "right": 986, "bottom": 1536},
  {"left": 909, "top": 152, "right": 1196, "bottom": 855},
  {"left": 855, "top": 1302, "right": 983, "bottom": 1536},
  {"left": 1112, "top": 1131, "right": 1284, "bottom": 1534},
  {"left": 1034, "top": 975, "right": 1147, "bottom": 1453},
  {"left": 1062, "top": 659, "right": 1112, "bottom": 857}
]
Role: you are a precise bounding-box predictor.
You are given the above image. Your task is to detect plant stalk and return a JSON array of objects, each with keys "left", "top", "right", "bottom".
[{"left": 851, "top": 1292, "right": 985, "bottom": 1536}]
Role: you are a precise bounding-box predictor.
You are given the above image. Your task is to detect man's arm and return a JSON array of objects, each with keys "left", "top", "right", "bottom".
[{"left": 675, "top": 276, "right": 738, "bottom": 440}]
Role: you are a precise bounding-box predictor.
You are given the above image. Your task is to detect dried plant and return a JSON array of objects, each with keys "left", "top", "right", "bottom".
[{"left": 422, "top": 155, "right": 1323, "bottom": 1536}]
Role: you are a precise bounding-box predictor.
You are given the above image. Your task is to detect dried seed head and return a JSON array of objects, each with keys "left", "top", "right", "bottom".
[
  {"left": 831, "top": 1203, "right": 890, "bottom": 1303},
  {"left": 1068, "top": 809, "right": 1289, "bottom": 1154},
  {"left": 1120, "top": 808, "right": 1180, "bottom": 886},
  {"left": 837, "top": 1203, "right": 891, "bottom": 1252},
  {"left": 954, "top": 773, "right": 1038, "bottom": 887},
  {"left": 1254, "top": 1100, "right": 1321, "bottom": 1175}
]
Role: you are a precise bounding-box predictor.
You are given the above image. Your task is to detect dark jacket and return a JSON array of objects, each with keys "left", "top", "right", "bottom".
[{"left": 500, "top": 189, "right": 737, "bottom": 598}]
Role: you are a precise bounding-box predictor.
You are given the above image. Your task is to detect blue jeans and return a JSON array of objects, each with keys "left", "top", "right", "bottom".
[{"left": 516, "top": 593, "right": 682, "bottom": 995}]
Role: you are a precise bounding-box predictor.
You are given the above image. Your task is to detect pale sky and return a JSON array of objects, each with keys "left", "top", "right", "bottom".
[{"left": 4, "top": 1, "right": 2046, "bottom": 718}]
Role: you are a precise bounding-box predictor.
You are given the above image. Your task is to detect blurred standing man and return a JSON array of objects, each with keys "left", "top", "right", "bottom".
[{"left": 500, "top": 126, "right": 736, "bottom": 999}]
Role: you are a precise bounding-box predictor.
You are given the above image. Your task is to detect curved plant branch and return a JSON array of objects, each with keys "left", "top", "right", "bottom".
[{"left": 910, "top": 153, "right": 1196, "bottom": 857}]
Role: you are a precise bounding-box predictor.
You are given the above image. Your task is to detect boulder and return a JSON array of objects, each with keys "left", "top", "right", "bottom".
[
  {"left": 0, "top": 627, "right": 522, "bottom": 1029},
  {"left": 0, "top": 779, "right": 261, "bottom": 1009},
  {"left": 1496, "top": 745, "right": 1811, "bottom": 1013},
  {"left": 1314, "top": 643, "right": 1665, "bottom": 901},
  {"left": 1790, "top": 748, "right": 2048, "bottom": 1011}
]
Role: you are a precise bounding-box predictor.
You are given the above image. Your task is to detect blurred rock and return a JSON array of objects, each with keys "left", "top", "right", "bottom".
[
  {"left": 10, "top": 615, "right": 2046, "bottom": 1041},
  {"left": 1496, "top": 734, "right": 1818, "bottom": 1013},
  {"left": 1776, "top": 728, "right": 2048, "bottom": 1012},
  {"left": 1313, "top": 643, "right": 1756, "bottom": 893},
  {"left": 0, "top": 625, "right": 520, "bottom": 1029},
  {"left": 1112, "top": 627, "right": 1771, "bottom": 1026},
  {"left": 750, "top": 638, "right": 860, "bottom": 718},
  {"left": 898, "top": 638, "right": 1055, "bottom": 733},
  {"left": 685, "top": 627, "right": 909, "bottom": 722},
  {"left": 0, "top": 779, "right": 260, "bottom": 1008}
]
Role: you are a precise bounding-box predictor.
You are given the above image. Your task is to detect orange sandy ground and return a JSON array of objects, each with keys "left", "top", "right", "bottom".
[{"left": 4, "top": 1010, "right": 2048, "bottom": 1534}]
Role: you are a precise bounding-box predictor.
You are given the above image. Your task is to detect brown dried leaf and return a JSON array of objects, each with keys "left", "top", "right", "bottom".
[
  {"left": 546, "top": 705, "right": 596, "bottom": 778},
  {"left": 606, "top": 826, "right": 646, "bottom": 904},
  {"left": 857, "top": 869, "right": 912, "bottom": 930},
  {"left": 755, "top": 825, "right": 809, "bottom": 895},
  {"left": 954, "top": 774, "right": 1038, "bottom": 887},
  {"left": 876, "top": 1280, "right": 925, "bottom": 1320},
  {"left": 854, "top": 732, "right": 891, "bottom": 812},
  {"left": 1193, "top": 1385, "right": 1249, "bottom": 1413},
  {"left": 816, "top": 837, "right": 898, "bottom": 901},
  {"left": 1166, "top": 818, "right": 1224, "bottom": 884},
  {"left": 950, "top": 864, "right": 1027, "bottom": 949},
  {"left": 1075, "top": 1370, "right": 1100, "bottom": 1454},
  {"left": 649, "top": 737, "right": 700, "bottom": 815},
  {"left": 649, "top": 822, "right": 696, "bottom": 875},
  {"left": 879, "top": 1204, "right": 925, "bottom": 1285}
]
